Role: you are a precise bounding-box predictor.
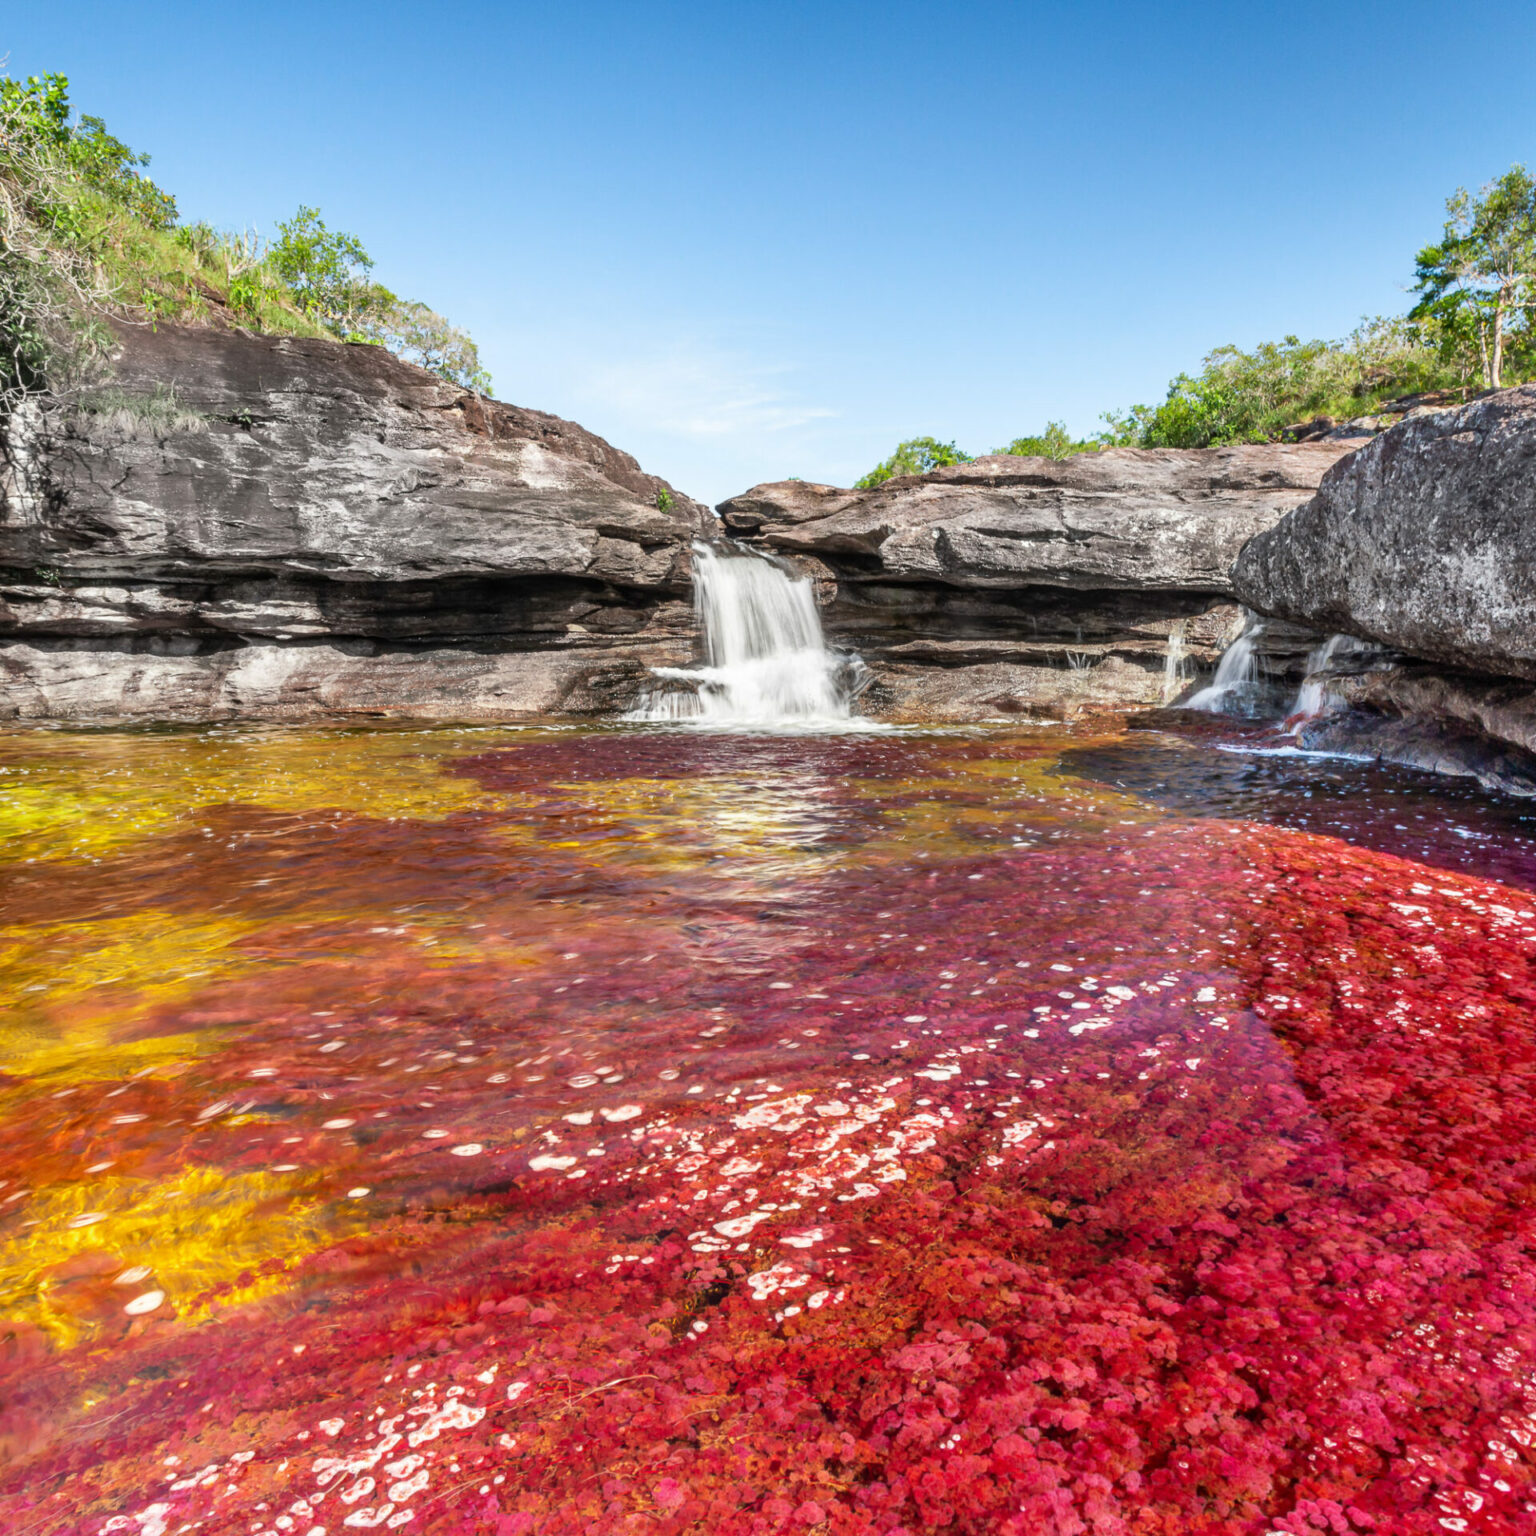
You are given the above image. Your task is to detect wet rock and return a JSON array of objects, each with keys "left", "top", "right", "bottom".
[
  {"left": 720, "top": 443, "right": 1362, "bottom": 719},
  {"left": 1296, "top": 662, "right": 1536, "bottom": 797},
  {"left": 0, "top": 322, "right": 707, "bottom": 719}
]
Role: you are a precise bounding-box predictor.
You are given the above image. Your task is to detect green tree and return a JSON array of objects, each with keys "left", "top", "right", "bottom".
[
  {"left": 369, "top": 299, "right": 491, "bottom": 393},
  {"left": 268, "top": 206, "right": 392, "bottom": 337},
  {"left": 0, "top": 72, "right": 176, "bottom": 229},
  {"left": 996, "top": 421, "right": 1097, "bottom": 459},
  {"left": 1411, "top": 166, "right": 1536, "bottom": 389},
  {"left": 855, "top": 436, "right": 972, "bottom": 488}
]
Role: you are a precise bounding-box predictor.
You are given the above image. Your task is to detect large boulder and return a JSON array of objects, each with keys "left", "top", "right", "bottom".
[
  {"left": 719, "top": 442, "right": 1363, "bottom": 719},
  {"left": 1230, "top": 387, "right": 1536, "bottom": 794},
  {"left": 1233, "top": 385, "right": 1536, "bottom": 679},
  {"left": 0, "top": 322, "right": 710, "bottom": 719}
]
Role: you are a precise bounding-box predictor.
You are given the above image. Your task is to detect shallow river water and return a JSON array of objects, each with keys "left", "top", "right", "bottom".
[{"left": 2, "top": 722, "right": 1535, "bottom": 1535}]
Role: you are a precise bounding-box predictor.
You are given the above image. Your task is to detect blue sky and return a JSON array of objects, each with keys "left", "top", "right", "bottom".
[{"left": 8, "top": 2, "right": 1536, "bottom": 503}]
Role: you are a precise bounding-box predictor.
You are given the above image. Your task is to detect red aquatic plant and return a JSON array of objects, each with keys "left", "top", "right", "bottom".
[{"left": 0, "top": 730, "right": 1533, "bottom": 1534}]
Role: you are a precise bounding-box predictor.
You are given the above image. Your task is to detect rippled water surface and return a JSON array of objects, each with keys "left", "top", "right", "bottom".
[{"left": 2, "top": 722, "right": 1535, "bottom": 1534}]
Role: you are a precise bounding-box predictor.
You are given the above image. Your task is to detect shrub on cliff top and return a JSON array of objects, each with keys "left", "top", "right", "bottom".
[
  {"left": 1100, "top": 315, "right": 1476, "bottom": 449},
  {"left": 0, "top": 70, "right": 492, "bottom": 406},
  {"left": 994, "top": 420, "right": 1101, "bottom": 459},
  {"left": 855, "top": 435, "right": 974, "bottom": 487}
]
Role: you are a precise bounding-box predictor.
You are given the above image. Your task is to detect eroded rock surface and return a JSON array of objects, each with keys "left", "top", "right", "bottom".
[
  {"left": 0, "top": 323, "right": 708, "bottom": 719},
  {"left": 1233, "top": 385, "right": 1536, "bottom": 680},
  {"left": 720, "top": 443, "right": 1363, "bottom": 719},
  {"left": 1229, "top": 387, "right": 1536, "bottom": 792}
]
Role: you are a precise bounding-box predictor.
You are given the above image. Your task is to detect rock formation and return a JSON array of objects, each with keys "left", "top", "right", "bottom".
[
  {"left": 0, "top": 322, "right": 710, "bottom": 719},
  {"left": 719, "top": 443, "right": 1364, "bottom": 719},
  {"left": 1232, "top": 386, "right": 1536, "bottom": 793}
]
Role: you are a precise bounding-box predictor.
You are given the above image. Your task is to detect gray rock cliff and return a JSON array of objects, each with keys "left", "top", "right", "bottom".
[
  {"left": 719, "top": 443, "right": 1364, "bottom": 719},
  {"left": 0, "top": 322, "right": 710, "bottom": 720}
]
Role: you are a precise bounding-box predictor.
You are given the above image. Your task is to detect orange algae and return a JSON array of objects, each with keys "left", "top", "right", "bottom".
[{"left": 0, "top": 725, "right": 1532, "bottom": 1533}]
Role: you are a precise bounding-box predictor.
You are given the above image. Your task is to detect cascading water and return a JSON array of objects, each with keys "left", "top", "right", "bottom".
[
  {"left": 627, "top": 540, "right": 870, "bottom": 728},
  {"left": 1186, "top": 609, "right": 1266, "bottom": 714},
  {"left": 1161, "top": 619, "right": 1190, "bottom": 705},
  {"left": 1285, "top": 633, "right": 1379, "bottom": 729}
]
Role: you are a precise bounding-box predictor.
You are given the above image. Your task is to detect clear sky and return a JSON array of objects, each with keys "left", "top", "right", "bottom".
[{"left": 7, "top": 1, "right": 1536, "bottom": 504}]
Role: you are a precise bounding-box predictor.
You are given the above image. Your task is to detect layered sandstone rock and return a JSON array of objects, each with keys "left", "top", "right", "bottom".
[
  {"left": 719, "top": 443, "right": 1364, "bottom": 719},
  {"left": 0, "top": 322, "right": 709, "bottom": 720}
]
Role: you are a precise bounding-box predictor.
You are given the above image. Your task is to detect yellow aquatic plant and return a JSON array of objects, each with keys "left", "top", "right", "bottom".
[
  {"left": 0, "top": 1165, "right": 346, "bottom": 1349},
  {"left": 0, "top": 912, "right": 269, "bottom": 1081},
  {"left": 0, "top": 725, "right": 539, "bottom": 867}
]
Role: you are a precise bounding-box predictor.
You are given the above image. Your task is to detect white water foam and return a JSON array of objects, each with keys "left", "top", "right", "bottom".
[
  {"left": 627, "top": 541, "right": 872, "bottom": 731},
  {"left": 1187, "top": 610, "right": 1265, "bottom": 714}
]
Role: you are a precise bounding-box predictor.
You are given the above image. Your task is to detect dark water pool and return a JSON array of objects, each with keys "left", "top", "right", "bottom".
[{"left": 0, "top": 723, "right": 1533, "bottom": 1534}]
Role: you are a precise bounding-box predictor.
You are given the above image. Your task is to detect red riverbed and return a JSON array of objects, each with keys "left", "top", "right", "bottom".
[{"left": 1, "top": 723, "right": 1534, "bottom": 1535}]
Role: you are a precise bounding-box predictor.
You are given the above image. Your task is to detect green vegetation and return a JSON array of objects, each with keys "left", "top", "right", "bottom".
[
  {"left": 855, "top": 436, "right": 973, "bottom": 488},
  {"left": 852, "top": 165, "right": 1536, "bottom": 478},
  {"left": 994, "top": 421, "right": 1099, "bottom": 459},
  {"left": 1410, "top": 165, "right": 1536, "bottom": 390},
  {"left": 0, "top": 70, "right": 491, "bottom": 415},
  {"left": 1098, "top": 316, "right": 1464, "bottom": 449}
]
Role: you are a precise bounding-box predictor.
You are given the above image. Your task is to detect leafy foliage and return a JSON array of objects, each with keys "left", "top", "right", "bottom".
[
  {"left": 364, "top": 297, "right": 492, "bottom": 393},
  {"left": 994, "top": 420, "right": 1100, "bottom": 459},
  {"left": 855, "top": 435, "right": 973, "bottom": 488},
  {"left": 1410, "top": 165, "right": 1536, "bottom": 388},
  {"left": 1100, "top": 317, "right": 1469, "bottom": 449},
  {"left": 267, "top": 204, "right": 391, "bottom": 337},
  {"left": 1, "top": 72, "right": 177, "bottom": 229},
  {"left": 0, "top": 70, "right": 492, "bottom": 409}
]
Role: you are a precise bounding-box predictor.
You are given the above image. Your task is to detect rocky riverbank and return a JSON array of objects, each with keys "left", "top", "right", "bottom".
[
  {"left": 0, "top": 322, "right": 709, "bottom": 720},
  {"left": 0, "top": 320, "right": 1366, "bottom": 725},
  {"left": 7, "top": 319, "right": 1532, "bottom": 769},
  {"left": 721, "top": 442, "right": 1364, "bottom": 719}
]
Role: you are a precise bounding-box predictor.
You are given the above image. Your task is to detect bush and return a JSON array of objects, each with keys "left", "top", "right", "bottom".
[
  {"left": 364, "top": 299, "right": 491, "bottom": 393},
  {"left": 994, "top": 421, "right": 1099, "bottom": 459},
  {"left": 855, "top": 436, "right": 973, "bottom": 488},
  {"left": 1101, "top": 318, "right": 1468, "bottom": 449},
  {"left": 267, "top": 205, "right": 393, "bottom": 338}
]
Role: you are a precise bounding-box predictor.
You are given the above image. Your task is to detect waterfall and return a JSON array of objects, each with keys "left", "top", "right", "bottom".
[
  {"left": 627, "top": 541, "right": 869, "bottom": 728},
  {"left": 1161, "top": 620, "right": 1190, "bottom": 705},
  {"left": 1285, "top": 633, "right": 1373, "bottom": 728},
  {"left": 1186, "top": 610, "right": 1265, "bottom": 714}
]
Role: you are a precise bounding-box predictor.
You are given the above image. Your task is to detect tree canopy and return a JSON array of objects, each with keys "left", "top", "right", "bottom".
[
  {"left": 855, "top": 436, "right": 973, "bottom": 489},
  {"left": 1410, "top": 165, "right": 1536, "bottom": 389}
]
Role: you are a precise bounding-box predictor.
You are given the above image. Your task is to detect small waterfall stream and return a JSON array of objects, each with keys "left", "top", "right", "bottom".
[
  {"left": 1186, "top": 610, "right": 1266, "bottom": 713},
  {"left": 628, "top": 541, "right": 869, "bottom": 727},
  {"left": 1161, "top": 620, "right": 1190, "bottom": 704},
  {"left": 1285, "top": 633, "right": 1372, "bottom": 727}
]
